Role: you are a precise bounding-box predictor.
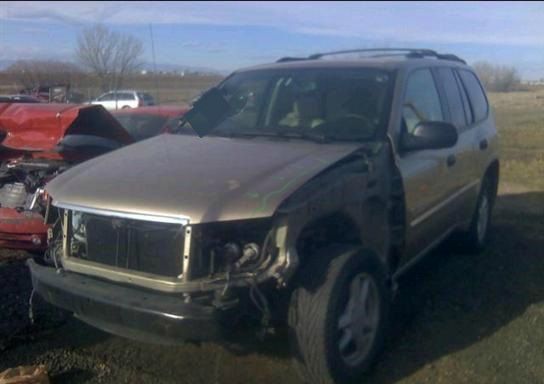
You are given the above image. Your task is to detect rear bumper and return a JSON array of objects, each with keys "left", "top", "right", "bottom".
[
  {"left": 0, "top": 208, "right": 48, "bottom": 250},
  {"left": 27, "top": 259, "right": 228, "bottom": 344}
]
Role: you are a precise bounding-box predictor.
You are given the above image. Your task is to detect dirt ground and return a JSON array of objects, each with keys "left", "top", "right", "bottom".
[{"left": 0, "top": 184, "right": 542, "bottom": 384}]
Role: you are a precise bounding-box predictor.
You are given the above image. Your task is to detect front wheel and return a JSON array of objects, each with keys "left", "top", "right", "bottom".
[{"left": 288, "top": 245, "right": 390, "bottom": 384}]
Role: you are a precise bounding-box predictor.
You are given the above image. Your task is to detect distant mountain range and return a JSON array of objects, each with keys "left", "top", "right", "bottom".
[{"left": 140, "top": 62, "right": 227, "bottom": 75}]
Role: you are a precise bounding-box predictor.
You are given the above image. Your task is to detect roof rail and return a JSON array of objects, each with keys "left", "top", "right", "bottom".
[
  {"left": 305, "top": 48, "right": 466, "bottom": 64},
  {"left": 276, "top": 56, "right": 308, "bottom": 63}
]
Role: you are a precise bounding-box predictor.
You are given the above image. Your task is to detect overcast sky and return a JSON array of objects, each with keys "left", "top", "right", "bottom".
[{"left": 0, "top": 1, "right": 543, "bottom": 79}]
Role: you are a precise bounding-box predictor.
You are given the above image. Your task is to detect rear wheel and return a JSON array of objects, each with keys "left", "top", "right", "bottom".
[
  {"left": 288, "top": 245, "right": 390, "bottom": 384},
  {"left": 460, "top": 177, "right": 494, "bottom": 252}
]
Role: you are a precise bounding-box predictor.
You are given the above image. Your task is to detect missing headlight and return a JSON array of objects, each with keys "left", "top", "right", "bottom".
[{"left": 189, "top": 219, "right": 274, "bottom": 279}]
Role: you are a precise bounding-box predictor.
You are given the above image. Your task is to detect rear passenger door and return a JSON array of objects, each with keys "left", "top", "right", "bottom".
[
  {"left": 434, "top": 67, "right": 480, "bottom": 222},
  {"left": 456, "top": 70, "right": 495, "bottom": 221},
  {"left": 397, "top": 68, "right": 461, "bottom": 259}
]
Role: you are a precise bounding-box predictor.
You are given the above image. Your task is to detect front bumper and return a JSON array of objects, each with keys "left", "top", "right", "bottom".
[{"left": 27, "top": 259, "right": 229, "bottom": 344}]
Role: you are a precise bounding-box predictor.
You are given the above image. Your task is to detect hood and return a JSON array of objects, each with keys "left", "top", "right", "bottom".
[
  {"left": 0, "top": 103, "right": 132, "bottom": 152},
  {"left": 46, "top": 134, "right": 362, "bottom": 224}
]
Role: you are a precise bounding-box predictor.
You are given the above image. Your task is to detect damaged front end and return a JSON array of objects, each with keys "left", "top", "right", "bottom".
[
  {"left": 30, "top": 202, "right": 292, "bottom": 343},
  {"left": 0, "top": 104, "right": 131, "bottom": 250}
]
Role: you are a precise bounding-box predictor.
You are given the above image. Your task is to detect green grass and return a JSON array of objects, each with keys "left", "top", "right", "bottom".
[{"left": 490, "top": 89, "right": 544, "bottom": 190}]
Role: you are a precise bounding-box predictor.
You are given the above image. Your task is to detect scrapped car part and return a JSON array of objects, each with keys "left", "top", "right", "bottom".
[
  {"left": 30, "top": 48, "right": 499, "bottom": 384},
  {"left": 0, "top": 103, "right": 132, "bottom": 250},
  {"left": 111, "top": 105, "right": 189, "bottom": 141}
]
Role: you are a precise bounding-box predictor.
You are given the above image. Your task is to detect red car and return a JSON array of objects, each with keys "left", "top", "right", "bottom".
[
  {"left": 0, "top": 104, "right": 189, "bottom": 251},
  {"left": 0, "top": 103, "right": 132, "bottom": 250}
]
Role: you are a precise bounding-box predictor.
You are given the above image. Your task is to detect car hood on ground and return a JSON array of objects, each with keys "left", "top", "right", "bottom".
[
  {"left": 46, "top": 134, "right": 362, "bottom": 224},
  {"left": 0, "top": 103, "right": 132, "bottom": 153}
]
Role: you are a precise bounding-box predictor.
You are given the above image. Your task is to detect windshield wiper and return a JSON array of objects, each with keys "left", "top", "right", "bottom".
[
  {"left": 212, "top": 130, "right": 280, "bottom": 139},
  {"left": 275, "top": 128, "right": 332, "bottom": 143}
]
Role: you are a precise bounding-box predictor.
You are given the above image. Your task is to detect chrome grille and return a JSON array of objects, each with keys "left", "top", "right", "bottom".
[{"left": 70, "top": 212, "right": 185, "bottom": 278}]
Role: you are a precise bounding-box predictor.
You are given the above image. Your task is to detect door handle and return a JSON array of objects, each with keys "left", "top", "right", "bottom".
[
  {"left": 479, "top": 139, "right": 488, "bottom": 150},
  {"left": 447, "top": 154, "right": 456, "bottom": 167}
]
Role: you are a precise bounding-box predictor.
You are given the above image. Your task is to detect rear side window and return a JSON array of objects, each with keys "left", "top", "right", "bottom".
[
  {"left": 436, "top": 67, "right": 467, "bottom": 129},
  {"left": 117, "top": 92, "right": 136, "bottom": 100},
  {"left": 402, "top": 69, "right": 444, "bottom": 133},
  {"left": 458, "top": 70, "right": 488, "bottom": 123},
  {"left": 454, "top": 72, "right": 473, "bottom": 124}
]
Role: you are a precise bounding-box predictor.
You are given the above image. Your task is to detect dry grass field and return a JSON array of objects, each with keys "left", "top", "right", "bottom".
[
  {"left": 0, "top": 72, "right": 224, "bottom": 105},
  {"left": 0, "top": 85, "right": 543, "bottom": 383}
]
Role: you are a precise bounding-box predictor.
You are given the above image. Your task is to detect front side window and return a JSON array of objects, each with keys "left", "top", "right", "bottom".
[
  {"left": 402, "top": 69, "right": 443, "bottom": 134},
  {"left": 208, "top": 68, "right": 393, "bottom": 142}
]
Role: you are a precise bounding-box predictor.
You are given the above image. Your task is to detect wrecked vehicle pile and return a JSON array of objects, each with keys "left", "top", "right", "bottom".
[
  {"left": 0, "top": 104, "right": 190, "bottom": 251},
  {"left": 0, "top": 103, "right": 132, "bottom": 250}
]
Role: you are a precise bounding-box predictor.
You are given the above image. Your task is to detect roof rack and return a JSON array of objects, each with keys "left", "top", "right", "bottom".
[
  {"left": 276, "top": 56, "right": 308, "bottom": 63},
  {"left": 276, "top": 48, "right": 466, "bottom": 64}
]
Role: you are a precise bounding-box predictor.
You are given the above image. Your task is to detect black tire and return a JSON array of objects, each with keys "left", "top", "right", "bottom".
[
  {"left": 460, "top": 176, "right": 494, "bottom": 253},
  {"left": 288, "top": 245, "right": 390, "bottom": 384}
]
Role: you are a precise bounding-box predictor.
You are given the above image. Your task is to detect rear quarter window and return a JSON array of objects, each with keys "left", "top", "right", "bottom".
[{"left": 457, "top": 70, "right": 489, "bottom": 123}]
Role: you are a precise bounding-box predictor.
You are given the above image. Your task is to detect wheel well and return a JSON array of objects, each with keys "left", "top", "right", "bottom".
[
  {"left": 295, "top": 212, "right": 361, "bottom": 267},
  {"left": 485, "top": 160, "right": 500, "bottom": 205}
]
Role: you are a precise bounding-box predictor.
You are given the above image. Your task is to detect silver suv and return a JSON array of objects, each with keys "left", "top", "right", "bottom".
[
  {"left": 29, "top": 49, "right": 499, "bottom": 384},
  {"left": 90, "top": 90, "right": 155, "bottom": 110}
]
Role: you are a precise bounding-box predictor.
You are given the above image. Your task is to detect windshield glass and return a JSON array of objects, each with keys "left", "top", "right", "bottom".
[{"left": 209, "top": 68, "right": 393, "bottom": 141}]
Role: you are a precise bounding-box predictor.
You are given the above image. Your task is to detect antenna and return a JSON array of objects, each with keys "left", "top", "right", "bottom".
[{"left": 148, "top": 24, "right": 161, "bottom": 109}]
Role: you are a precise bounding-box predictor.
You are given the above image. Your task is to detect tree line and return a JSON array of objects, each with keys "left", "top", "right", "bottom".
[
  {"left": 472, "top": 61, "right": 522, "bottom": 92},
  {"left": 3, "top": 25, "right": 525, "bottom": 94},
  {"left": 6, "top": 24, "right": 144, "bottom": 93}
]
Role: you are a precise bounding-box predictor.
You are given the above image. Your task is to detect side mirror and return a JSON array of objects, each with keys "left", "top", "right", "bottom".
[{"left": 401, "top": 121, "right": 458, "bottom": 151}]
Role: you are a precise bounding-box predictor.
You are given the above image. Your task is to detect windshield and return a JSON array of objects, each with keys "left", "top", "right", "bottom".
[{"left": 209, "top": 68, "right": 393, "bottom": 141}]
